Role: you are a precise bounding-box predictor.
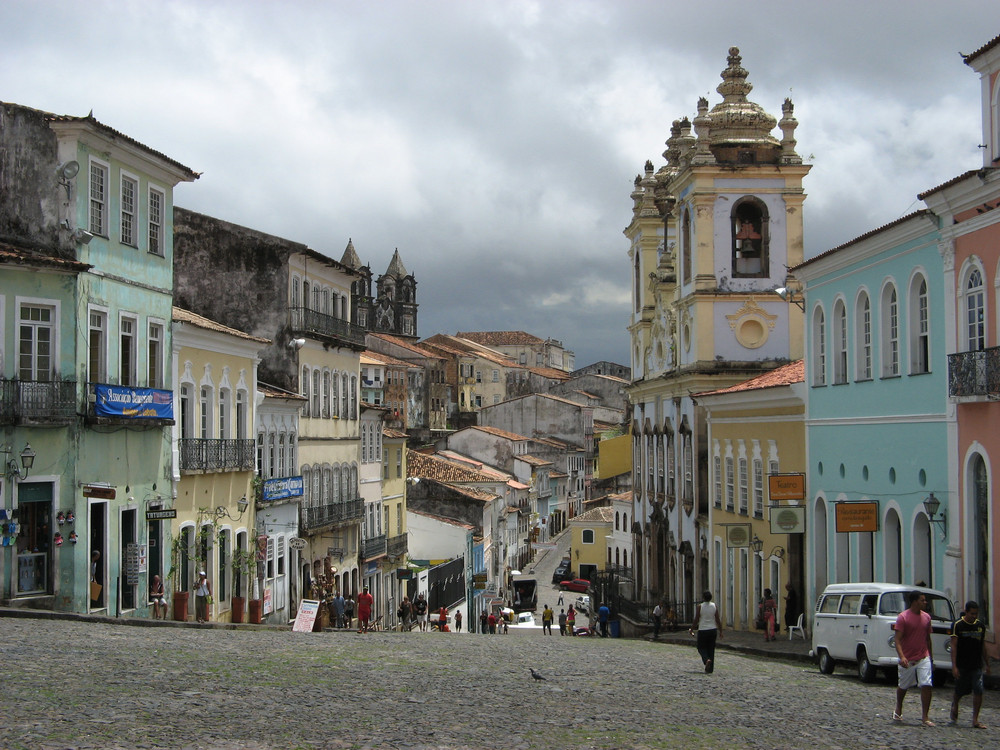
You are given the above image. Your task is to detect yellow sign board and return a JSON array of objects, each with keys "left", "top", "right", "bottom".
[
  {"left": 835, "top": 501, "right": 879, "bottom": 533},
  {"left": 768, "top": 474, "right": 805, "bottom": 501}
]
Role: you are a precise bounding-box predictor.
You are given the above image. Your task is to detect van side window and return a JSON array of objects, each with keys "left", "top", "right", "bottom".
[
  {"left": 839, "top": 594, "right": 861, "bottom": 614},
  {"left": 819, "top": 595, "right": 841, "bottom": 614},
  {"left": 880, "top": 592, "right": 906, "bottom": 616},
  {"left": 860, "top": 594, "right": 878, "bottom": 615}
]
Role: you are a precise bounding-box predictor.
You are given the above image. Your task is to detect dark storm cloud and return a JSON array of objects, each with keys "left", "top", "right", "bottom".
[{"left": 2, "top": 0, "right": 998, "bottom": 367}]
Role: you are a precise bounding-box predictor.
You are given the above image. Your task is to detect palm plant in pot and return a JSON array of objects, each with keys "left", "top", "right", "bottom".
[
  {"left": 230, "top": 545, "right": 258, "bottom": 623},
  {"left": 167, "top": 532, "right": 191, "bottom": 621}
]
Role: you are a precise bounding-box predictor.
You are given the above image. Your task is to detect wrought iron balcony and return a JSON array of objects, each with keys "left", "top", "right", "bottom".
[
  {"left": 178, "top": 438, "right": 255, "bottom": 472},
  {"left": 288, "top": 306, "right": 367, "bottom": 349},
  {"left": 0, "top": 378, "right": 77, "bottom": 425},
  {"left": 387, "top": 533, "right": 408, "bottom": 558},
  {"left": 361, "top": 534, "right": 387, "bottom": 561},
  {"left": 948, "top": 347, "right": 1000, "bottom": 399},
  {"left": 301, "top": 498, "right": 364, "bottom": 533}
]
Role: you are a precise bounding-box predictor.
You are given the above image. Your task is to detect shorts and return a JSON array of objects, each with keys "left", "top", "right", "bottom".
[
  {"left": 417, "top": 614, "right": 427, "bottom": 622},
  {"left": 898, "top": 656, "right": 933, "bottom": 689},
  {"left": 953, "top": 668, "right": 985, "bottom": 698}
]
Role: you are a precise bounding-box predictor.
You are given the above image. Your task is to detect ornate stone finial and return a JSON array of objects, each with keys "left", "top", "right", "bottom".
[
  {"left": 662, "top": 119, "right": 683, "bottom": 166},
  {"left": 779, "top": 97, "right": 802, "bottom": 164},
  {"left": 677, "top": 117, "right": 696, "bottom": 164},
  {"left": 340, "top": 237, "right": 362, "bottom": 269},
  {"left": 639, "top": 164, "right": 660, "bottom": 217},
  {"left": 645, "top": 159, "right": 655, "bottom": 174},
  {"left": 691, "top": 96, "right": 715, "bottom": 165},
  {"left": 707, "top": 46, "right": 779, "bottom": 157}
]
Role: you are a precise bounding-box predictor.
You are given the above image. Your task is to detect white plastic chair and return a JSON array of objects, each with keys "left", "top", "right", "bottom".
[{"left": 788, "top": 612, "right": 806, "bottom": 640}]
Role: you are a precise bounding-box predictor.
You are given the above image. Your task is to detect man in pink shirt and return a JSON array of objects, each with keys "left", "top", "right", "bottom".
[{"left": 893, "top": 591, "right": 935, "bottom": 726}]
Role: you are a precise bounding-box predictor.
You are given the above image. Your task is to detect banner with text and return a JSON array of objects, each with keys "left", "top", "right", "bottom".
[{"left": 94, "top": 384, "right": 173, "bottom": 419}]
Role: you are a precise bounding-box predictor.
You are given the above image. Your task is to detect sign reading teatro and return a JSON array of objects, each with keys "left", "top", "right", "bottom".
[{"left": 94, "top": 384, "right": 173, "bottom": 419}]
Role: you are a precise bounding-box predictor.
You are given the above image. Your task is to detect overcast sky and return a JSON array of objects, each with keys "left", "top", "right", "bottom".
[{"left": 3, "top": 1, "right": 998, "bottom": 367}]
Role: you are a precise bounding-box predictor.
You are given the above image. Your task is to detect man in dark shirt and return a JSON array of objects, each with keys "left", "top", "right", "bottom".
[{"left": 951, "top": 600, "right": 991, "bottom": 728}]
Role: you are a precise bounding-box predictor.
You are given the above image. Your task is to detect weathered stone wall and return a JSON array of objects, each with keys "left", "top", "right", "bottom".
[
  {"left": 0, "top": 103, "right": 64, "bottom": 252},
  {"left": 173, "top": 206, "right": 296, "bottom": 390}
]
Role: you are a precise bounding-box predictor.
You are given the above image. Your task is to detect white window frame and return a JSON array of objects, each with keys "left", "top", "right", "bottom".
[
  {"left": 89, "top": 158, "right": 109, "bottom": 236},
  {"left": 855, "top": 292, "right": 872, "bottom": 380},
  {"left": 738, "top": 454, "right": 749, "bottom": 515},
  {"left": 17, "top": 298, "right": 59, "bottom": 382},
  {"left": 752, "top": 457, "right": 764, "bottom": 519},
  {"left": 119, "top": 313, "right": 138, "bottom": 386},
  {"left": 147, "top": 184, "right": 165, "bottom": 256},
  {"left": 218, "top": 387, "right": 231, "bottom": 439},
  {"left": 811, "top": 306, "right": 826, "bottom": 386},
  {"left": 200, "top": 384, "right": 213, "bottom": 438},
  {"left": 881, "top": 282, "right": 899, "bottom": 377},
  {"left": 88, "top": 306, "right": 109, "bottom": 384},
  {"left": 833, "top": 299, "right": 847, "bottom": 384},
  {"left": 963, "top": 265, "right": 986, "bottom": 352},
  {"left": 725, "top": 451, "right": 735, "bottom": 512},
  {"left": 147, "top": 319, "right": 164, "bottom": 388},
  {"left": 179, "top": 382, "right": 195, "bottom": 439},
  {"left": 236, "top": 389, "right": 248, "bottom": 440},
  {"left": 909, "top": 274, "right": 930, "bottom": 374},
  {"left": 120, "top": 171, "right": 139, "bottom": 247}
]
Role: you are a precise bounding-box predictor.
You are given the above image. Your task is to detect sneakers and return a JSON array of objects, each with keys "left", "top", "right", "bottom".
[{"left": 705, "top": 659, "right": 713, "bottom": 674}]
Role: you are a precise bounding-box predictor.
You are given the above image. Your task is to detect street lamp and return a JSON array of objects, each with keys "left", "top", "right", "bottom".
[
  {"left": 923, "top": 493, "right": 946, "bottom": 539},
  {"left": 216, "top": 495, "right": 249, "bottom": 522},
  {"left": 2, "top": 443, "right": 35, "bottom": 481},
  {"left": 750, "top": 535, "right": 763, "bottom": 554}
]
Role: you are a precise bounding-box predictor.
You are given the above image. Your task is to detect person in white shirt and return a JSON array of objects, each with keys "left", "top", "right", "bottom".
[{"left": 689, "top": 590, "right": 723, "bottom": 673}]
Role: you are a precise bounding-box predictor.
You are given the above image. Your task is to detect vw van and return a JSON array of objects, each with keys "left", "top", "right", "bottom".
[{"left": 810, "top": 582, "right": 955, "bottom": 683}]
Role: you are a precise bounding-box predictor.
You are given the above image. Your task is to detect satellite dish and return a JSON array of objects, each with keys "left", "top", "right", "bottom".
[{"left": 57, "top": 161, "right": 80, "bottom": 180}]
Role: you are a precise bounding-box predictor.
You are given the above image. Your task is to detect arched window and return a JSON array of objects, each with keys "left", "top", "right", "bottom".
[
  {"left": 331, "top": 371, "right": 339, "bottom": 417},
  {"left": 909, "top": 275, "right": 930, "bottom": 374},
  {"left": 312, "top": 370, "right": 321, "bottom": 417},
  {"left": 341, "top": 373, "right": 349, "bottom": 417},
  {"left": 884, "top": 508, "right": 902, "bottom": 583},
  {"left": 855, "top": 293, "right": 872, "bottom": 380},
  {"left": 833, "top": 300, "right": 847, "bottom": 384},
  {"left": 301, "top": 366, "right": 310, "bottom": 417},
  {"left": 811, "top": 307, "right": 826, "bottom": 386},
  {"left": 731, "top": 197, "right": 769, "bottom": 278},
  {"left": 633, "top": 251, "right": 641, "bottom": 313},
  {"left": 681, "top": 208, "right": 692, "bottom": 285},
  {"left": 881, "top": 283, "right": 899, "bottom": 377},
  {"left": 322, "top": 370, "right": 331, "bottom": 418},
  {"left": 964, "top": 267, "right": 985, "bottom": 352}
]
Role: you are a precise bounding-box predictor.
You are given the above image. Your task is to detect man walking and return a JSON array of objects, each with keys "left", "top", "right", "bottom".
[
  {"left": 558, "top": 608, "right": 567, "bottom": 636},
  {"left": 541, "top": 604, "right": 554, "bottom": 635},
  {"left": 951, "top": 600, "right": 990, "bottom": 728},
  {"left": 356, "top": 586, "right": 374, "bottom": 633},
  {"left": 333, "top": 591, "right": 346, "bottom": 629},
  {"left": 893, "top": 590, "right": 935, "bottom": 726},
  {"left": 413, "top": 593, "right": 429, "bottom": 631},
  {"left": 598, "top": 602, "right": 610, "bottom": 637},
  {"left": 652, "top": 602, "right": 662, "bottom": 640}
]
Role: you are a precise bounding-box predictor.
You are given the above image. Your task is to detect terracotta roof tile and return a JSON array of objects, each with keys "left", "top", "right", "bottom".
[
  {"left": 0, "top": 239, "right": 90, "bottom": 272},
  {"left": 470, "top": 425, "right": 530, "bottom": 441},
  {"left": 258, "top": 382, "right": 307, "bottom": 401},
  {"left": 572, "top": 506, "right": 614, "bottom": 523},
  {"left": 793, "top": 211, "right": 933, "bottom": 272},
  {"left": 528, "top": 366, "right": 571, "bottom": 380},
  {"left": 383, "top": 427, "right": 408, "bottom": 439},
  {"left": 407, "top": 508, "right": 476, "bottom": 529},
  {"left": 362, "top": 350, "right": 418, "bottom": 369},
  {"left": 697, "top": 360, "right": 804, "bottom": 396},
  {"left": 368, "top": 333, "right": 445, "bottom": 360},
  {"left": 407, "top": 450, "right": 500, "bottom": 483},
  {"left": 173, "top": 306, "right": 271, "bottom": 344},
  {"left": 518, "top": 454, "right": 553, "bottom": 467},
  {"left": 455, "top": 331, "right": 545, "bottom": 346},
  {"left": 963, "top": 34, "right": 1000, "bottom": 65}
]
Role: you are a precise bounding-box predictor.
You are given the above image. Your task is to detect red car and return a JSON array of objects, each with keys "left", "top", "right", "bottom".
[{"left": 559, "top": 578, "right": 591, "bottom": 593}]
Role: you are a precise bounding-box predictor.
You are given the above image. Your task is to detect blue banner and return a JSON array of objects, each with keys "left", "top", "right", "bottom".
[
  {"left": 262, "top": 476, "right": 304, "bottom": 502},
  {"left": 94, "top": 385, "right": 173, "bottom": 419}
]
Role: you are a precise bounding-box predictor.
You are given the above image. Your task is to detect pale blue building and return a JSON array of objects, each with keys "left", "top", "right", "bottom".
[{"left": 793, "top": 211, "right": 954, "bottom": 611}]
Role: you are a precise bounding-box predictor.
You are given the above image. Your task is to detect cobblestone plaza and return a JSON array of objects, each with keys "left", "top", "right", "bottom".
[{"left": 2, "top": 614, "right": 998, "bottom": 749}]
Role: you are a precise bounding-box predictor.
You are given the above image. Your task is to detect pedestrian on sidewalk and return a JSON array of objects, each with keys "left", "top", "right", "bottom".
[
  {"left": 652, "top": 601, "right": 662, "bottom": 639},
  {"left": 195, "top": 571, "right": 212, "bottom": 623},
  {"left": 455, "top": 610, "right": 463, "bottom": 632},
  {"left": 567, "top": 605, "right": 576, "bottom": 635},
  {"left": 690, "top": 590, "right": 723, "bottom": 673},
  {"left": 558, "top": 608, "right": 567, "bottom": 636},
  {"left": 333, "top": 591, "right": 346, "bottom": 629},
  {"left": 542, "top": 604, "right": 554, "bottom": 635},
  {"left": 760, "top": 589, "right": 778, "bottom": 641},
  {"left": 345, "top": 595, "right": 354, "bottom": 629},
  {"left": 414, "top": 593, "right": 428, "bottom": 631},
  {"left": 598, "top": 602, "right": 610, "bottom": 637},
  {"left": 480, "top": 610, "right": 489, "bottom": 634},
  {"left": 950, "top": 600, "right": 990, "bottom": 728},
  {"left": 149, "top": 574, "right": 166, "bottom": 620},
  {"left": 893, "top": 590, "right": 934, "bottom": 726}
]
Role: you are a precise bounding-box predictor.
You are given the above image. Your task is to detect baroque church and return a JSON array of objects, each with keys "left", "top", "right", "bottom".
[
  {"left": 341, "top": 240, "right": 418, "bottom": 339},
  {"left": 625, "top": 48, "right": 809, "bottom": 614}
]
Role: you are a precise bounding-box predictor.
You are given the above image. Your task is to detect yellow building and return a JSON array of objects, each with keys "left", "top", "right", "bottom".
[
  {"left": 171, "top": 307, "right": 269, "bottom": 623},
  {"left": 625, "top": 48, "right": 809, "bottom": 615},
  {"left": 569, "top": 506, "right": 614, "bottom": 581},
  {"left": 697, "top": 361, "right": 805, "bottom": 632}
]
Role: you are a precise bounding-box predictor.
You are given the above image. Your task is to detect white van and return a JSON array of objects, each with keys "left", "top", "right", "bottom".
[{"left": 810, "top": 582, "right": 955, "bottom": 683}]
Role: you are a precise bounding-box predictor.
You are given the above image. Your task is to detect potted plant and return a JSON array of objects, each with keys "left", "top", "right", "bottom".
[{"left": 230, "top": 545, "right": 257, "bottom": 624}]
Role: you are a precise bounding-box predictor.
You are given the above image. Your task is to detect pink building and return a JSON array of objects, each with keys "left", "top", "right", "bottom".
[{"left": 920, "top": 33, "right": 1000, "bottom": 646}]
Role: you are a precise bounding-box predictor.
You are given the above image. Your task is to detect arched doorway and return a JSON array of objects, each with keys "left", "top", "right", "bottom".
[
  {"left": 912, "top": 514, "right": 932, "bottom": 587},
  {"left": 971, "top": 453, "right": 990, "bottom": 624},
  {"left": 884, "top": 509, "right": 902, "bottom": 583},
  {"left": 814, "top": 497, "right": 829, "bottom": 598}
]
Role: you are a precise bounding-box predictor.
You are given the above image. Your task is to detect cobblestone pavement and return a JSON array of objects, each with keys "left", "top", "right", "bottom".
[{"left": 2, "top": 611, "right": 999, "bottom": 750}]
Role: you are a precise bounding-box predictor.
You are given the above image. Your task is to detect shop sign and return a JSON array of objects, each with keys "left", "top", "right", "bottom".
[
  {"left": 835, "top": 501, "right": 879, "bottom": 533},
  {"left": 288, "top": 537, "right": 306, "bottom": 550},
  {"left": 768, "top": 473, "right": 805, "bottom": 501},
  {"left": 770, "top": 505, "right": 805, "bottom": 534},
  {"left": 725, "top": 523, "right": 752, "bottom": 548},
  {"left": 82, "top": 484, "right": 116, "bottom": 500},
  {"left": 262, "top": 476, "right": 304, "bottom": 502},
  {"left": 292, "top": 600, "right": 320, "bottom": 632},
  {"left": 146, "top": 509, "right": 176, "bottom": 520}
]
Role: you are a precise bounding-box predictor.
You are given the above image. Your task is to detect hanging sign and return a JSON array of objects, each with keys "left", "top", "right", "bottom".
[
  {"left": 768, "top": 473, "right": 806, "bottom": 502},
  {"left": 835, "top": 501, "right": 879, "bottom": 533},
  {"left": 93, "top": 384, "right": 173, "bottom": 419},
  {"left": 725, "top": 523, "right": 752, "bottom": 549}
]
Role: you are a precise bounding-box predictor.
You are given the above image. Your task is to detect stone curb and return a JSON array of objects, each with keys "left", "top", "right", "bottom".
[{"left": 0, "top": 606, "right": 289, "bottom": 631}]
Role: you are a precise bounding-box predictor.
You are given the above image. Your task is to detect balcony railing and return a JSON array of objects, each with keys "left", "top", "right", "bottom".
[
  {"left": 361, "top": 534, "right": 387, "bottom": 561},
  {"left": 301, "top": 499, "right": 364, "bottom": 533},
  {"left": 387, "top": 533, "right": 408, "bottom": 558},
  {"left": 288, "top": 306, "right": 367, "bottom": 349},
  {"left": 0, "top": 378, "right": 77, "bottom": 424},
  {"left": 948, "top": 347, "right": 1000, "bottom": 398},
  {"left": 179, "top": 438, "right": 255, "bottom": 472}
]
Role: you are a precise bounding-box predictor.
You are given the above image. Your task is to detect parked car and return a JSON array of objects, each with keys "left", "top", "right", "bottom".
[
  {"left": 552, "top": 558, "right": 572, "bottom": 584},
  {"left": 810, "top": 582, "right": 955, "bottom": 684},
  {"left": 575, "top": 595, "right": 591, "bottom": 613},
  {"left": 559, "top": 578, "right": 591, "bottom": 593}
]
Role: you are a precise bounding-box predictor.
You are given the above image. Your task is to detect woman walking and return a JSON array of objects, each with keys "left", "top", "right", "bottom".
[
  {"left": 690, "top": 590, "right": 723, "bottom": 673},
  {"left": 760, "top": 588, "right": 778, "bottom": 641}
]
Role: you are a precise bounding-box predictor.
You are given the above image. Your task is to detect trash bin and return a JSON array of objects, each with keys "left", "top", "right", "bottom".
[{"left": 609, "top": 620, "right": 620, "bottom": 638}]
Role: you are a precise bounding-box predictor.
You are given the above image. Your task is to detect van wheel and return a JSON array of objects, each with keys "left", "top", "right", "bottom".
[
  {"left": 818, "top": 649, "right": 836, "bottom": 675},
  {"left": 858, "top": 650, "right": 877, "bottom": 683}
]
